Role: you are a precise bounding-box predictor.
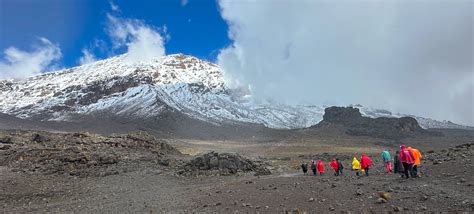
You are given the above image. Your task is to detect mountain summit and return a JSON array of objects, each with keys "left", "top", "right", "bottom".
[{"left": 0, "top": 54, "right": 322, "bottom": 129}]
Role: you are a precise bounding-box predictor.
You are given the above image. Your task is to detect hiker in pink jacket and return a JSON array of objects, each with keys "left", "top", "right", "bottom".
[{"left": 399, "top": 145, "right": 415, "bottom": 179}]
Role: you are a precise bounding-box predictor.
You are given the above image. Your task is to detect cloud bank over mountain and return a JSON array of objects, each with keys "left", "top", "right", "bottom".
[{"left": 217, "top": 0, "right": 473, "bottom": 125}]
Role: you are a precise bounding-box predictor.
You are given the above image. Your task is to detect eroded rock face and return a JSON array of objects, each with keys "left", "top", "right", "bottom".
[
  {"left": 0, "top": 130, "right": 180, "bottom": 177},
  {"left": 178, "top": 151, "right": 271, "bottom": 176},
  {"left": 323, "top": 106, "right": 363, "bottom": 125},
  {"left": 317, "top": 107, "right": 439, "bottom": 139}
]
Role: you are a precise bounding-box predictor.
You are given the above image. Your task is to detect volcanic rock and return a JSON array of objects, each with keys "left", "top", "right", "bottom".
[
  {"left": 0, "top": 130, "right": 180, "bottom": 177},
  {"left": 314, "top": 106, "right": 441, "bottom": 139},
  {"left": 178, "top": 151, "right": 271, "bottom": 176}
]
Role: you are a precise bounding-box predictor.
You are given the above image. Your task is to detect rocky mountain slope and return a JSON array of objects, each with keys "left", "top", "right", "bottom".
[
  {"left": 0, "top": 130, "right": 269, "bottom": 177},
  {"left": 0, "top": 54, "right": 469, "bottom": 130}
]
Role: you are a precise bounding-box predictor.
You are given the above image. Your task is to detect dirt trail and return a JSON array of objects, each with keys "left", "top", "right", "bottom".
[
  {"left": 191, "top": 147, "right": 474, "bottom": 213},
  {"left": 1, "top": 167, "right": 193, "bottom": 213},
  {"left": 2, "top": 145, "right": 472, "bottom": 213}
]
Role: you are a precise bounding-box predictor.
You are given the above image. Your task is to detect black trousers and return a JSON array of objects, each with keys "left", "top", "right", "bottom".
[
  {"left": 312, "top": 168, "right": 316, "bottom": 175},
  {"left": 412, "top": 165, "right": 418, "bottom": 177},
  {"left": 402, "top": 162, "right": 414, "bottom": 178}
]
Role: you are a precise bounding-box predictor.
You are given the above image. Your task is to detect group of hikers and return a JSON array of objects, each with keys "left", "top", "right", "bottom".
[{"left": 301, "top": 145, "right": 422, "bottom": 179}]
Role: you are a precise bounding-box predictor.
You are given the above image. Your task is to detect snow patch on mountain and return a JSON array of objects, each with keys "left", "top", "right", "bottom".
[{"left": 354, "top": 105, "right": 471, "bottom": 129}]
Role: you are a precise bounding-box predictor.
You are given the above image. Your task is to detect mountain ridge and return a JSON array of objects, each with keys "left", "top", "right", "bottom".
[
  {"left": 313, "top": 106, "right": 443, "bottom": 139},
  {"left": 0, "top": 53, "right": 470, "bottom": 130}
]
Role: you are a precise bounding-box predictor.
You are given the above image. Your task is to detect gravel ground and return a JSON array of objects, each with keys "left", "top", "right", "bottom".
[{"left": 1, "top": 130, "right": 473, "bottom": 213}]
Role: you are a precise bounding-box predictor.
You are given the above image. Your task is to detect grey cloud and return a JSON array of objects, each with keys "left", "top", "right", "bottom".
[{"left": 217, "top": 0, "right": 473, "bottom": 125}]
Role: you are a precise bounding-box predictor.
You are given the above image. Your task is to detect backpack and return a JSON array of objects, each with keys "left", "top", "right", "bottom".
[{"left": 302, "top": 163, "right": 308, "bottom": 170}]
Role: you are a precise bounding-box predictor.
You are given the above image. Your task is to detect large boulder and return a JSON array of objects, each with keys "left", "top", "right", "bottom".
[
  {"left": 323, "top": 106, "right": 363, "bottom": 125},
  {"left": 178, "top": 151, "right": 271, "bottom": 176}
]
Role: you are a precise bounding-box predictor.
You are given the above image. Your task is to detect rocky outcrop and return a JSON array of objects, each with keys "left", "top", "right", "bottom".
[
  {"left": 316, "top": 106, "right": 440, "bottom": 139},
  {"left": 0, "top": 130, "right": 275, "bottom": 178},
  {"left": 322, "top": 106, "right": 363, "bottom": 125},
  {"left": 0, "top": 130, "right": 181, "bottom": 177},
  {"left": 178, "top": 151, "right": 271, "bottom": 176},
  {"left": 425, "top": 143, "right": 473, "bottom": 165},
  {"left": 61, "top": 70, "right": 154, "bottom": 107}
]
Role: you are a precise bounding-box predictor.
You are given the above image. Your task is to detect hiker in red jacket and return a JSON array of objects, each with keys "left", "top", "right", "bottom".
[
  {"left": 360, "top": 154, "right": 372, "bottom": 176},
  {"left": 399, "top": 145, "right": 415, "bottom": 179},
  {"left": 330, "top": 159, "right": 339, "bottom": 176},
  {"left": 317, "top": 160, "right": 324, "bottom": 175}
]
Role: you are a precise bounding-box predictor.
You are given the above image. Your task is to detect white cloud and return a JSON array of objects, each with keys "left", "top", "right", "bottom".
[
  {"left": 78, "top": 48, "right": 97, "bottom": 65},
  {"left": 181, "top": 0, "right": 189, "bottom": 6},
  {"left": 217, "top": 0, "right": 473, "bottom": 126},
  {"left": 0, "top": 37, "right": 62, "bottom": 80},
  {"left": 107, "top": 14, "right": 166, "bottom": 64},
  {"left": 109, "top": 0, "right": 120, "bottom": 12}
]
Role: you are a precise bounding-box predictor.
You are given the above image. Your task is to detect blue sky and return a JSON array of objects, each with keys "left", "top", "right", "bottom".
[
  {"left": 0, "top": 0, "right": 472, "bottom": 125},
  {"left": 0, "top": 0, "right": 230, "bottom": 68}
]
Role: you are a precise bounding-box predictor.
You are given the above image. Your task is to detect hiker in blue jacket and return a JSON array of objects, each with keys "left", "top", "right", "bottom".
[{"left": 382, "top": 150, "right": 392, "bottom": 173}]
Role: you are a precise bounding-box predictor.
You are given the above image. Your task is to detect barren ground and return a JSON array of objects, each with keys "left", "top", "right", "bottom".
[{"left": 1, "top": 129, "right": 473, "bottom": 213}]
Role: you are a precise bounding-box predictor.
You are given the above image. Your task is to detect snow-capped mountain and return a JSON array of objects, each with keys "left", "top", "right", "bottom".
[
  {"left": 0, "top": 54, "right": 469, "bottom": 130},
  {"left": 354, "top": 104, "right": 471, "bottom": 130}
]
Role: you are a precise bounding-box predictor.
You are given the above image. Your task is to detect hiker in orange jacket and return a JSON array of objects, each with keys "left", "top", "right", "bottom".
[{"left": 408, "top": 147, "right": 422, "bottom": 177}]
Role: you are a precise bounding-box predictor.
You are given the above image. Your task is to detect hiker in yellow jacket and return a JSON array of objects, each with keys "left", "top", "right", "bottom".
[{"left": 352, "top": 157, "right": 361, "bottom": 176}]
